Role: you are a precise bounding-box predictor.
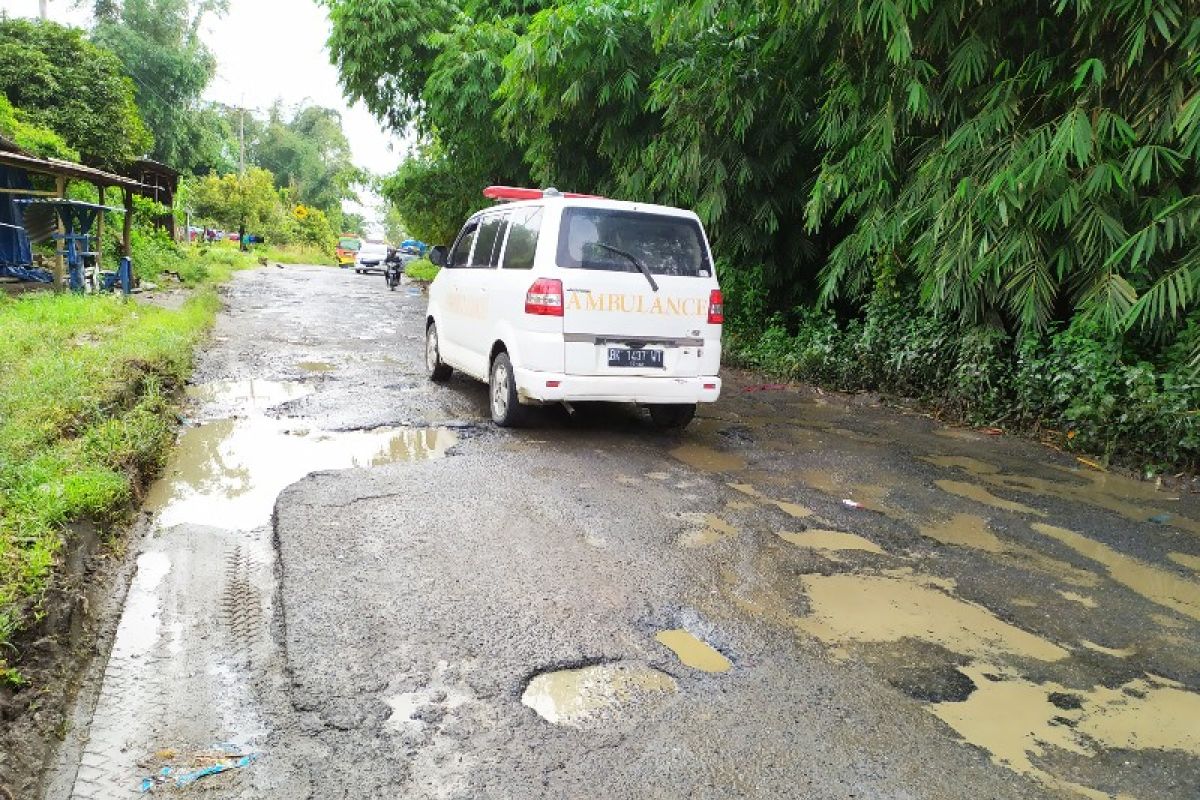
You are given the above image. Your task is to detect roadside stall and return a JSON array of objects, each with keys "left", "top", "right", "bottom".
[{"left": 0, "top": 139, "right": 158, "bottom": 295}]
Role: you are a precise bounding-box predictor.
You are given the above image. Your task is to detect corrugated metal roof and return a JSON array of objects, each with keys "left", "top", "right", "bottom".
[{"left": 0, "top": 149, "right": 154, "bottom": 193}]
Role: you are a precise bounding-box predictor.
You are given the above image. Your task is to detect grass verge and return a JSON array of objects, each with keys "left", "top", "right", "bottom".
[
  {"left": 257, "top": 243, "right": 336, "bottom": 266},
  {"left": 0, "top": 252, "right": 245, "bottom": 684},
  {"left": 404, "top": 258, "right": 439, "bottom": 282}
]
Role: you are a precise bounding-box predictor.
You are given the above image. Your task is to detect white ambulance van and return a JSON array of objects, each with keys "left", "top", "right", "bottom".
[{"left": 426, "top": 186, "right": 723, "bottom": 429}]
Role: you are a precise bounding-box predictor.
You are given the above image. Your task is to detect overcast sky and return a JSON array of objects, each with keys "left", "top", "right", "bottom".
[{"left": 0, "top": 0, "right": 408, "bottom": 227}]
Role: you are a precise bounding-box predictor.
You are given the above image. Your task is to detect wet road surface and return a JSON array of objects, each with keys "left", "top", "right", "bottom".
[{"left": 47, "top": 266, "right": 1200, "bottom": 799}]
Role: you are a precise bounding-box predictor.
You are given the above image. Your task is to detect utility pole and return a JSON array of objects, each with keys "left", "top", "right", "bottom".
[
  {"left": 238, "top": 96, "right": 246, "bottom": 251},
  {"left": 39, "top": 0, "right": 48, "bottom": 19},
  {"left": 238, "top": 95, "right": 245, "bottom": 177}
]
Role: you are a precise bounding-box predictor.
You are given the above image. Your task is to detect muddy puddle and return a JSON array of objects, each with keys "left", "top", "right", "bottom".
[
  {"left": 521, "top": 662, "right": 677, "bottom": 727},
  {"left": 186, "top": 378, "right": 313, "bottom": 409},
  {"left": 1030, "top": 523, "right": 1200, "bottom": 621},
  {"left": 778, "top": 529, "right": 884, "bottom": 554},
  {"left": 923, "top": 454, "right": 1200, "bottom": 536},
  {"left": 729, "top": 482, "right": 814, "bottom": 518},
  {"left": 146, "top": 418, "right": 457, "bottom": 530},
  {"left": 794, "top": 572, "right": 1069, "bottom": 663},
  {"left": 794, "top": 469, "right": 895, "bottom": 515},
  {"left": 296, "top": 361, "right": 335, "bottom": 373},
  {"left": 670, "top": 443, "right": 746, "bottom": 473},
  {"left": 655, "top": 630, "right": 731, "bottom": 673},
  {"left": 931, "top": 664, "right": 1200, "bottom": 799}
]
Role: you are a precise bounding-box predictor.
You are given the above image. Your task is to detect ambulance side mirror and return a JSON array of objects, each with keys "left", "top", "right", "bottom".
[{"left": 429, "top": 246, "right": 448, "bottom": 267}]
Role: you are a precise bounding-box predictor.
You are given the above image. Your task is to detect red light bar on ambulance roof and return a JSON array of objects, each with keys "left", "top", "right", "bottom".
[{"left": 483, "top": 185, "right": 604, "bottom": 201}]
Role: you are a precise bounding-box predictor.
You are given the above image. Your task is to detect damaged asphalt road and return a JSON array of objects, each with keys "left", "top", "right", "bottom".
[{"left": 49, "top": 266, "right": 1200, "bottom": 799}]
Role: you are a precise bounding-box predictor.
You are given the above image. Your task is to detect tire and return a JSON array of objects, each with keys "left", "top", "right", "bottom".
[
  {"left": 426, "top": 322, "right": 453, "bottom": 382},
  {"left": 648, "top": 403, "right": 696, "bottom": 430},
  {"left": 489, "top": 352, "right": 526, "bottom": 427}
]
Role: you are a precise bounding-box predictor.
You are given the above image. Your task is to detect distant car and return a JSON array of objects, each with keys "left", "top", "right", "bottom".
[
  {"left": 354, "top": 241, "right": 390, "bottom": 274},
  {"left": 336, "top": 235, "right": 361, "bottom": 268}
]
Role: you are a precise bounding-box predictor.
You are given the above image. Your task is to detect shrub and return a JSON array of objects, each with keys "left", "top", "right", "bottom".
[
  {"left": 404, "top": 258, "right": 439, "bottom": 282},
  {"left": 725, "top": 279, "right": 1200, "bottom": 472}
]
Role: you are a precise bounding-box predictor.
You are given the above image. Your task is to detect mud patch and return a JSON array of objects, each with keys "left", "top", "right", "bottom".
[
  {"left": 1030, "top": 523, "right": 1200, "bottom": 621},
  {"left": 920, "top": 513, "right": 1005, "bottom": 553},
  {"left": 796, "top": 470, "right": 892, "bottom": 514},
  {"left": 935, "top": 480, "right": 1044, "bottom": 517},
  {"left": 925, "top": 454, "right": 1200, "bottom": 537},
  {"left": 729, "top": 482, "right": 814, "bottom": 518},
  {"left": 654, "top": 630, "right": 732, "bottom": 673},
  {"left": 521, "top": 662, "right": 677, "bottom": 727},
  {"left": 930, "top": 663, "right": 1200, "bottom": 799},
  {"left": 795, "top": 573, "right": 1068, "bottom": 663},
  {"left": 297, "top": 361, "right": 335, "bottom": 373},
  {"left": 670, "top": 443, "right": 746, "bottom": 473},
  {"left": 1168, "top": 552, "right": 1200, "bottom": 573},
  {"left": 778, "top": 529, "right": 885, "bottom": 554}
]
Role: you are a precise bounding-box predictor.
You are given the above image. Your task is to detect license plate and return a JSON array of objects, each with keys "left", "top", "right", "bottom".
[{"left": 608, "top": 347, "right": 664, "bottom": 368}]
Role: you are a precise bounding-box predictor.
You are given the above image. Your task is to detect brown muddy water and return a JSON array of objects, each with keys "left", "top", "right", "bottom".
[
  {"left": 671, "top": 391, "right": 1200, "bottom": 800},
  {"left": 520, "top": 663, "right": 678, "bottom": 727},
  {"left": 654, "top": 630, "right": 732, "bottom": 673}
]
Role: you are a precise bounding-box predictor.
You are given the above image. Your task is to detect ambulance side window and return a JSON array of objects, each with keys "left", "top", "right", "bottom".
[
  {"left": 502, "top": 207, "right": 542, "bottom": 270},
  {"left": 471, "top": 213, "right": 508, "bottom": 269},
  {"left": 447, "top": 220, "right": 479, "bottom": 268}
]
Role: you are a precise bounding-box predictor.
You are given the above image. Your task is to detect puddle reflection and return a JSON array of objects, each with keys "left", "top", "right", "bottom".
[{"left": 146, "top": 419, "right": 456, "bottom": 530}]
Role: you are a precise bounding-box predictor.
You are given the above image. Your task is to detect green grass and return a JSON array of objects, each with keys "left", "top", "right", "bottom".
[
  {"left": 404, "top": 258, "right": 439, "bottom": 282},
  {"left": 0, "top": 249, "right": 246, "bottom": 683},
  {"left": 256, "top": 243, "right": 336, "bottom": 266},
  {"left": 130, "top": 237, "right": 256, "bottom": 286}
]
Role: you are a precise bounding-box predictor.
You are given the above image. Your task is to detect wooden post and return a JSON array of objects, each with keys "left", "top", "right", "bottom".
[
  {"left": 53, "top": 175, "right": 66, "bottom": 291},
  {"left": 96, "top": 184, "right": 105, "bottom": 275},
  {"left": 122, "top": 188, "right": 133, "bottom": 258}
]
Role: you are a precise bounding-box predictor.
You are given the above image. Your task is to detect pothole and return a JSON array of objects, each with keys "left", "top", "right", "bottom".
[
  {"left": 145, "top": 420, "right": 458, "bottom": 530},
  {"left": 654, "top": 629, "right": 732, "bottom": 673},
  {"left": 186, "top": 379, "right": 313, "bottom": 409},
  {"left": 521, "top": 661, "right": 677, "bottom": 727}
]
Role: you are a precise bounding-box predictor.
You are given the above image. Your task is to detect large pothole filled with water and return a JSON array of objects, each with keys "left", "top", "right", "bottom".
[
  {"left": 521, "top": 661, "right": 677, "bottom": 727},
  {"left": 149, "top": 382, "right": 459, "bottom": 531}
]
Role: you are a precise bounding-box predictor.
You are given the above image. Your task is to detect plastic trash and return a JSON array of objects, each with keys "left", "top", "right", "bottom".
[
  {"left": 138, "top": 751, "right": 256, "bottom": 792},
  {"left": 842, "top": 499, "right": 862, "bottom": 509},
  {"left": 175, "top": 755, "right": 256, "bottom": 787}
]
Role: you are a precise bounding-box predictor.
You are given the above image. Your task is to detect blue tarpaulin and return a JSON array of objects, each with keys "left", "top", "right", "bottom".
[{"left": 0, "top": 165, "right": 33, "bottom": 267}]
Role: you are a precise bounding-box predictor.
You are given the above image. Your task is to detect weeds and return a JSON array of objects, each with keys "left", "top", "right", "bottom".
[{"left": 0, "top": 248, "right": 241, "bottom": 681}]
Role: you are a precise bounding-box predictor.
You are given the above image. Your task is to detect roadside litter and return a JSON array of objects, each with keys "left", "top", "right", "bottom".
[{"left": 138, "top": 745, "right": 257, "bottom": 793}]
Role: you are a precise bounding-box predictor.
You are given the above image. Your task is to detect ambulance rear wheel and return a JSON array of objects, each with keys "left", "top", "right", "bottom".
[{"left": 648, "top": 403, "right": 696, "bottom": 430}]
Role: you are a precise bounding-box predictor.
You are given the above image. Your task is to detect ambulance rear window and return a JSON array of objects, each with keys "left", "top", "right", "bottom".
[{"left": 556, "top": 208, "right": 711, "bottom": 278}]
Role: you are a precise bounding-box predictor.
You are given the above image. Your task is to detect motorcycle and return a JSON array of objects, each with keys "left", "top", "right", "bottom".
[{"left": 383, "top": 248, "right": 404, "bottom": 291}]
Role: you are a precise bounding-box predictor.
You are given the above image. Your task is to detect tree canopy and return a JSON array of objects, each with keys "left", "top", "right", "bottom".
[
  {"left": 325, "top": 0, "right": 1200, "bottom": 356},
  {"left": 91, "top": 0, "right": 231, "bottom": 173},
  {"left": 247, "top": 103, "right": 364, "bottom": 220},
  {"left": 0, "top": 17, "right": 150, "bottom": 168}
]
